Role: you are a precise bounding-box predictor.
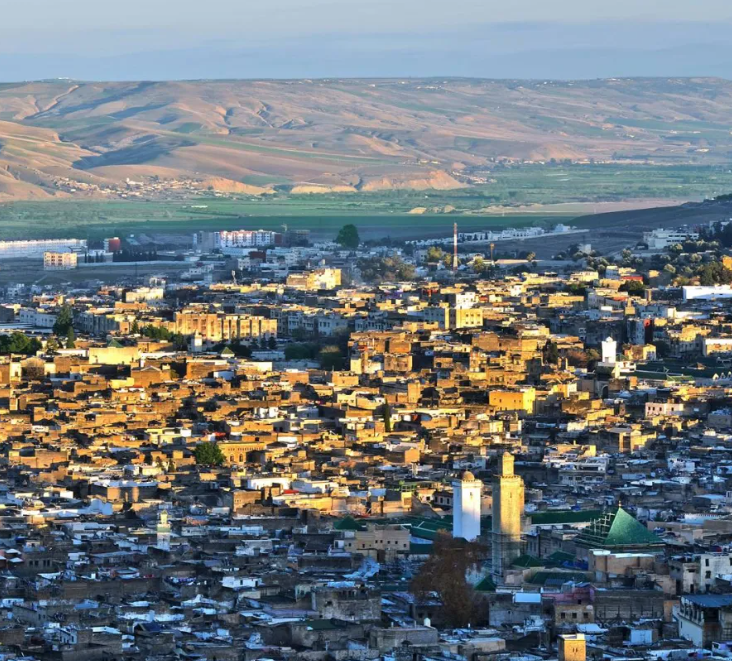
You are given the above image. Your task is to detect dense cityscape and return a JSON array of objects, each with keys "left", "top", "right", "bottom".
[{"left": 0, "top": 218, "right": 729, "bottom": 660}]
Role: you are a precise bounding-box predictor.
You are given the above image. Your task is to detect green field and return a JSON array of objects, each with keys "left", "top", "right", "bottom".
[
  {"left": 0, "top": 200, "right": 554, "bottom": 241},
  {"left": 0, "top": 163, "right": 729, "bottom": 241}
]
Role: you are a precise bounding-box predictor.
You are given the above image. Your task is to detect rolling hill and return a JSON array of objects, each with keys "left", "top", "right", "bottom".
[{"left": 0, "top": 77, "right": 731, "bottom": 200}]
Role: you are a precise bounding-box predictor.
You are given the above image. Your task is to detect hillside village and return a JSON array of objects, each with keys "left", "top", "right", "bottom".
[{"left": 1, "top": 221, "right": 732, "bottom": 661}]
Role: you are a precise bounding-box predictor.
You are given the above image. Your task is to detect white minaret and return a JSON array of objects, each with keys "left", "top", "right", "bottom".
[
  {"left": 601, "top": 337, "right": 617, "bottom": 365},
  {"left": 453, "top": 471, "right": 483, "bottom": 541},
  {"left": 156, "top": 509, "right": 171, "bottom": 550}
]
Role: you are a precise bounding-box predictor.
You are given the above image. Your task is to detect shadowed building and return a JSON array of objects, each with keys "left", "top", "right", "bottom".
[{"left": 492, "top": 452, "right": 524, "bottom": 580}]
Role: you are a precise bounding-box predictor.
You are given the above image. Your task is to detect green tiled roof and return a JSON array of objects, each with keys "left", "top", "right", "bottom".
[
  {"left": 511, "top": 554, "right": 544, "bottom": 568},
  {"left": 334, "top": 516, "right": 366, "bottom": 531},
  {"left": 409, "top": 542, "right": 433, "bottom": 554},
  {"left": 403, "top": 516, "right": 451, "bottom": 541},
  {"left": 366, "top": 515, "right": 451, "bottom": 540},
  {"left": 575, "top": 507, "right": 663, "bottom": 549},
  {"left": 527, "top": 570, "right": 592, "bottom": 586},
  {"left": 546, "top": 550, "right": 577, "bottom": 566},
  {"left": 475, "top": 576, "right": 497, "bottom": 592}
]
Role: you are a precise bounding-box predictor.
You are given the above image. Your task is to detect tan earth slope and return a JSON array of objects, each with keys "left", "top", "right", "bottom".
[{"left": 0, "top": 77, "right": 730, "bottom": 199}]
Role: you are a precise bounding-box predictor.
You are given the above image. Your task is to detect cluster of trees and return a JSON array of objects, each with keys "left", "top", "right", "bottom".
[
  {"left": 565, "top": 283, "right": 588, "bottom": 296},
  {"left": 138, "top": 324, "right": 188, "bottom": 350},
  {"left": 425, "top": 246, "right": 452, "bottom": 268},
  {"left": 250, "top": 336, "right": 278, "bottom": 351},
  {"left": 619, "top": 280, "right": 646, "bottom": 297},
  {"left": 567, "top": 348, "right": 601, "bottom": 369},
  {"left": 357, "top": 255, "right": 415, "bottom": 284},
  {"left": 284, "top": 342, "right": 346, "bottom": 370},
  {"left": 284, "top": 342, "right": 320, "bottom": 361},
  {"left": 0, "top": 332, "right": 42, "bottom": 356},
  {"left": 697, "top": 261, "right": 732, "bottom": 286},
  {"left": 700, "top": 220, "right": 732, "bottom": 248}
]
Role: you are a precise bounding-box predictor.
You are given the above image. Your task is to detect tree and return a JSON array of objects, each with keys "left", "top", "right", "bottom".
[
  {"left": 66, "top": 328, "right": 76, "bottom": 349},
  {"left": 425, "top": 246, "right": 445, "bottom": 263},
  {"left": 619, "top": 280, "right": 645, "bottom": 297},
  {"left": 194, "top": 442, "right": 225, "bottom": 466},
  {"left": 566, "top": 283, "right": 587, "bottom": 296},
  {"left": 267, "top": 336, "right": 278, "bottom": 350},
  {"left": 131, "top": 320, "right": 140, "bottom": 335},
  {"left": 357, "top": 255, "right": 415, "bottom": 284},
  {"left": 53, "top": 305, "right": 74, "bottom": 336},
  {"left": 543, "top": 341, "right": 560, "bottom": 365},
  {"left": 290, "top": 327, "right": 311, "bottom": 342},
  {"left": 0, "top": 332, "right": 41, "bottom": 356},
  {"left": 285, "top": 343, "right": 319, "bottom": 361},
  {"left": 319, "top": 344, "right": 345, "bottom": 371},
  {"left": 336, "top": 224, "right": 360, "bottom": 250},
  {"left": 411, "top": 532, "right": 487, "bottom": 628},
  {"left": 525, "top": 252, "right": 536, "bottom": 263},
  {"left": 382, "top": 401, "right": 392, "bottom": 433},
  {"left": 45, "top": 337, "right": 60, "bottom": 355},
  {"left": 586, "top": 348, "right": 601, "bottom": 369}
]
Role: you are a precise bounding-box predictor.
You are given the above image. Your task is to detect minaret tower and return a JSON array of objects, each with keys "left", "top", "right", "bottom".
[
  {"left": 452, "top": 470, "right": 483, "bottom": 541},
  {"left": 491, "top": 452, "right": 524, "bottom": 579},
  {"left": 156, "top": 508, "right": 172, "bottom": 550}
]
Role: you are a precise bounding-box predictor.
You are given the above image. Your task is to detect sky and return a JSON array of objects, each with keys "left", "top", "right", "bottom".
[{"left": 1, "top": 0, "right": 732, "bottom": 80}]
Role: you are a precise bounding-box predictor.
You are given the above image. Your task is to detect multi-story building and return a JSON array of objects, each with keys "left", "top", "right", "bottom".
[
  {"left": 216, "top": 230, "right": 282, "bottom": 250},
  {"left": 173, "top": 311, "right": 277, "bottom": 342},
  {"left": 286, "top": 268, "right": 342, "bottom": 291},
  {"left": 43, "top": 251, "right": 78, "bottom": 270},
  {"left": 0, "top": 238, "right": 86, "bottom": 259}
]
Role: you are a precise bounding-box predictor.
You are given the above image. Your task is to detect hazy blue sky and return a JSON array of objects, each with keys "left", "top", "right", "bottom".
[{"left": 1, "top": 0, "right": 732, "bottom": 80}]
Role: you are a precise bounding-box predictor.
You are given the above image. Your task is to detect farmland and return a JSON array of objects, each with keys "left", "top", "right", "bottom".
[{"left": 0, "top": 163, "right": 729, "bottom": 241}]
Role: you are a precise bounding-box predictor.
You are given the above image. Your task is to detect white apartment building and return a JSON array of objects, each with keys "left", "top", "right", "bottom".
[{"left": 0, "top": 239, "right": 86, "bottom": 260}]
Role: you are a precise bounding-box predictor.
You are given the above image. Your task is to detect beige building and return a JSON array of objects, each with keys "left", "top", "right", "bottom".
[
  {"left": 173, "top": 311, "right": 277, "bottom": 342},
  {"left": 286, "top": 268, "right": 342, "bottom": 291},
  {"left": 343, "top": 524, "right": 410, "bottom": 560},
  {"left": 559, "top": 634, "right": 586, "bottom": 661},
  {"left": 43, "top": 251, "right": 78, "bottom": 270},
  {"left": 489, "top": 388, "right": 536, "bottom": 414},
  {"left": 421, "top": 305, "right": 483, "bottom": 330}
]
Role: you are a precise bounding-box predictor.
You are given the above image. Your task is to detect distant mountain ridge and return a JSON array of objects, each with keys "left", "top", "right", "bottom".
[{"left": 0, "top": 77, "right": 731, "bottom": 200}]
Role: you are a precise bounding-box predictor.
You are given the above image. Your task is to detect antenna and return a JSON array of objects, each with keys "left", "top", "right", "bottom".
[{"left": 453, "top": 222, "right": 458, "bottom": 272}]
